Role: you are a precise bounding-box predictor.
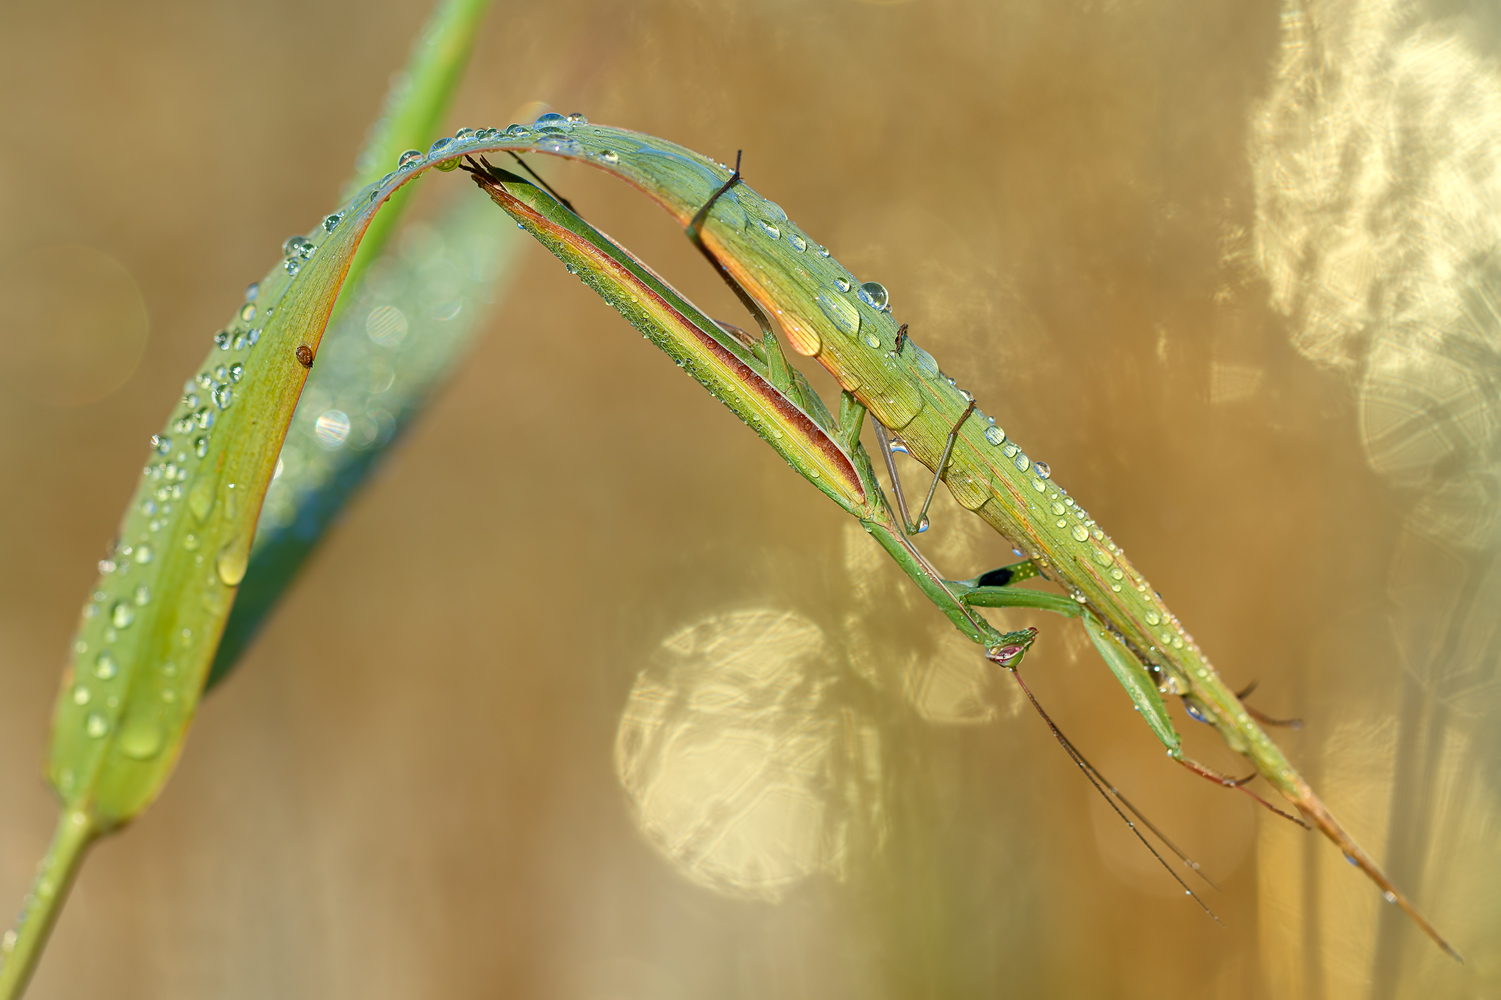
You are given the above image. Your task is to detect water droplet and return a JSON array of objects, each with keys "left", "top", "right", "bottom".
[
  {"left": 378, "top": 171, "right": 396, "bottom": 188},
  {"left": 118, "top": 717, "right": 164, "bottom": 760},
  {"left": 1111, "top": 567, "right": 1124, "bottom": 580},
  {"left": 212, "top": 331, "right": 228, "bottom": 351},
  {"left": 815, "top": 292, "right": 861, "bottom": 336},
  {"left": 834, "top": 277, "right": 851, "bottom": 293},
  {"left": 133, "top": 584, "right": 151, "bottom": 607},
  {"left": 216, "top": 542, "right": 248, "bottom": 587},
  {"left": 282, "top": 235, "right": 312, "bottom": 259},
  {"left": 247, "top": 328, "right": 260, "bottom": 347},
  {"left": 322, "top": 213, "right": 343, "bottom": 232},
  {"left": 239, "top": 303, "right": 256, "bottom": 322},
  {"left": 1003, "top": 443, "right": 1019, "bottom": 458},
  {"left": 1093, "top": 548, "right": 1114, "bottom": 567},
  {"left": 1185, "top": 700, "right": 1211, "bottom": 724},
  {"left": 598, "top": 149, "right": 619, "bottom": 164},
  {"left": 1382, "top": 890, "right": 1397, "bottom": 904},
  {"left": 911, "top": 347, "right": 939, "bottom": 378},
  {"left": 228, "top": 362, "right": 244, "bottom": 382},
  {"left": 188, "top": 478, "right": 215, "bottom": 521},
  {"left": 863, "top": 333, "right": 881, "bottom": 348},
  {"left": 1070, "top": 524, "right": 1090, "bottom": 542},
  {"left": 566, "top": 112, "right": 588, "bottom": 124},
  {"left": 85, "top": 713, "right": 109, "bottom": 739},
  {"left": 397, "top": 149, "right": 423, "bottom": 168},
  {"left": 1051, "top": 502, "right": 1066, "bottom": 516},
  {"left": 787, "top": 233, "right": 806, "bottom": 252},
  {"left": 538, "top": 135, "right": 581, "bottom": 155},
  {"left": 984, "top": 426, "right": 1005, "bottom": 446},
  {"left": 758, "top": 220, "right": 780, "bottom": 238},
  {"left": 857, "top": 281, "right": 890, "bottom": 312},
  {"left": 110, "top": 602, "right": 135, "bottom": 629},
  {"left": 1014, "top": 454, "right": 1031, "bottom": 472},
  {"left": 505, "top": 124, "right": 531, "bottom": 137},
  {"left": 535, "top": 112, "right": 569, "bottom": 128},
  {"left": 132, "top": 543, "right": 153, "bottom": 565},
  {"left": 1034, "top": 461, "right": 1051, "bottom": 479},
  {"left": 284, "top": 258, "right": 301, "bottom": 277},
  {"left": 428, "top": 137, "right": 452, "bottom": 156},
  {"left": 71, "top": 684, "right": 91, "bottom": 705},
  {"left": 212, "top": 384, "right": 233, "bottom": 409},
  {"left": 244, "top": 281, "right": 259, "bottom": 301},
  {"left": 95, "top": 645, "right": 120, "bottom": 678}
]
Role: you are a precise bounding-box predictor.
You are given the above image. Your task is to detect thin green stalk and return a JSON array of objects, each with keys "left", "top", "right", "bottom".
[{"left": 0, "top": 811, "right": 95, "bottom": 1000}]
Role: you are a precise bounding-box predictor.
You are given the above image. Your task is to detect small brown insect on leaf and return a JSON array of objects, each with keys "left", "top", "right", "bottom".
[{"left": 295, "top": 345, "right": 314, "bottom": 369}]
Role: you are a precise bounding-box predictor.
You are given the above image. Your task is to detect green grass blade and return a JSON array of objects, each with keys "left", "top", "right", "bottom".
[
  {"left": 0, "top": 2, "right": 492, "bottom": 992},
  {"left": 209, "top": 190, "right": 523, "bottom": 687},
  {"left": 338, "top": 0, "right": 493, "bottom": 308}
]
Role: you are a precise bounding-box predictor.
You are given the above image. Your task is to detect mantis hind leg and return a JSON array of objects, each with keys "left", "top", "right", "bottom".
[{"left": 871, "top": 400, "right": 978, "bottom": 535}]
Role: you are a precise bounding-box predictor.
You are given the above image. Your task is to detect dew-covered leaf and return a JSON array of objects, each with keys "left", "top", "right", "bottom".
[{"left": 209, "top": 190, "right": 523, "bottom": 687}]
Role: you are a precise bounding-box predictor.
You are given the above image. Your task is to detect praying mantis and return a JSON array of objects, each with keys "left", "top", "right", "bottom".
[
  {"left": 0, "top": 98, "right": 1460, "bottom": 995},
  {"left": 435, "top": 119, "right": 1459, "bottom": 959}
]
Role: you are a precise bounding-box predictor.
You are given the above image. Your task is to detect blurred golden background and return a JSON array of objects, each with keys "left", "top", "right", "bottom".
[{"left": 1, "top": 0, "right": 1497, "bottom": 997}]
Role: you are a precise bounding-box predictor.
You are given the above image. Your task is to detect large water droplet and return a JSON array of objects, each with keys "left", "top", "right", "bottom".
[
  {"left": 1146, "top": 611, "right": 1161, "bottom": 626},
  {"left": 244, "top": 281, "right": 259, "bottom": 301},
  {"left": 428, "top": 136, "right": 452, "bottom": 156},
  {"left": 758, "top": 220, "right": 780, "bottom": 239},
  {"left": 118, "top": 717, "right": 164, "bottom": 760},
  {"left": 911, "top": 347, "right": 939, "bottom": 378},
  {"left": 71, "top": 684, "right": 91, "bottom": 706},
  {"left": 397, "top": 149, "right": 423, "bottom": 168},
  {"left": 110, "top": 602, "right": 135, "bottom": 629},
  {"left": 1034, "top": 461, "right": 1051, "bottom": 479},
  {"left": 94, "top": 650, "right": 119, "bottom": 679},
  {"left": 857, "top": 281, "right": 890, "bottom": 312},
  {"left": 1013, "top": 454, "right": 1031, "bottom": 472},
  {"left": 537, "top": 135, "right": 581, "bottom": 155},
  {"left": 535, "top": 112, "right": 569, "bottom": 128},
  {"left": 188, "top": 478, "right": 215, "bottom": 521},
  {"left": 566, "top": 112, "right": 588, "bottom": 124},
  {"left": 282, "top": 235, "right": 312, "bottom": 259},
  {"left": 814, "top": 292, "right": 860, "bottom": 337},
  {"left": 834, "top": 277, "right": 851, "bottom": 293},
  {"left": 322, "top": 213, "right": 343, "bottom": 233},
  {"left": 85, "top": 713, "right": 109, "bottom": 739},
  {"left": 239, "top": 303, "right": 256, "bottom": 323},
  {"left": 216, "top": 543, "right": 248, "bottom": 587},
  {"left": 597, "top": 149, "right": 620, "bottom": 164},
  {"left": 787, "top": 233, "right": 806, "bottom": 252},
  {"left": 212, "top": 384, "right": 233, "bottom": 409},
  {"left": 1070, "top": 524, "right": 1090, "bottom": 542},
  {"left": 984, "top": 426, "right": 1005, "bottom": 446},
  {"left": 228, "top": 362, "right": 244, "bottom": 382}
]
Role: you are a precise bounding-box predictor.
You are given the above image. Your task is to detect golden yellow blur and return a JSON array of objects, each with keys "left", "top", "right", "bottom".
[{"left": 0, "top": 0, "right": 1495, "bottom": 997}]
